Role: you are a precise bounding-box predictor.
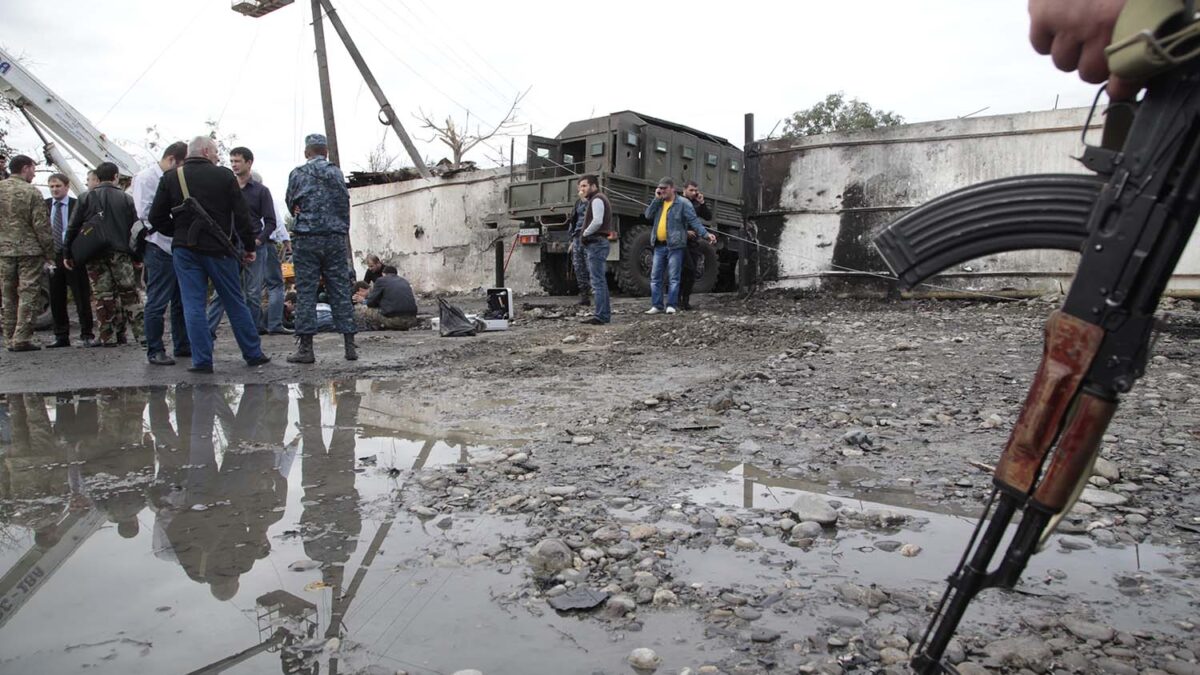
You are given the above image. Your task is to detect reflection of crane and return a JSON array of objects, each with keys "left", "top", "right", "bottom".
[
  {"left": 0, "top": 46, "right": 141, "bottom": 193},
  {"left": 0, "top": 508, "right": 106, "bottom": 630}
]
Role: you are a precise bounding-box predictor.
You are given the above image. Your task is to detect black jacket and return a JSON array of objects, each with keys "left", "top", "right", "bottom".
[
  {"left": 148, "top": 157, "right": 255, "bottom": 257},
  {"left": 366, "top": 275, "right": 418, "bottom": 317},
  {"left": 64, "top": 185, "right": 136, "bottom": 259}
]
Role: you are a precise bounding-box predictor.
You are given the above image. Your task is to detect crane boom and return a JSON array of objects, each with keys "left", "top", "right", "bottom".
[{"left": 0, "top": 47, "right": 141, "bottom": 182}]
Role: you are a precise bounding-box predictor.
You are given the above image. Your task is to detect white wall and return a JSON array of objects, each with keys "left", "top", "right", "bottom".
[
  {"left": 348, "top": 167, "right": 542, "bottom": 294},
  {"left": 756, "top": 107, "right": 1200, "bottom": 295}
]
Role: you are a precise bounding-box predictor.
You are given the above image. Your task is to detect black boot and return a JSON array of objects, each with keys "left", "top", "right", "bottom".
[
  {"left": 287, "top": 334, "right": 315, "bottom": 364},
  {"left": 344, "top": 333, "right": 359, "bottom": 361}
]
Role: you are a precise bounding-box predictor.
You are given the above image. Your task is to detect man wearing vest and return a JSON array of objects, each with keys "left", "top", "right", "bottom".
[
  {"left": 643, "top": 177, "right": 716, "bottom": 315},
  {"left": 577, "top": 175, "right": 612, "bottom": 325}
]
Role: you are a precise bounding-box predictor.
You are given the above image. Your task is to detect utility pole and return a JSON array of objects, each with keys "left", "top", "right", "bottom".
[
  {"left": 317, "top": 0, "right": 432, "bottom": 179},
  {"left": 311, "top": 0, "right": 340, "bottom": 165}
]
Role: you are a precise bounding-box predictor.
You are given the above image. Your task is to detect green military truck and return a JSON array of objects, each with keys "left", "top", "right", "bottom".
[{"left": 505, "top": 111, "right": 745, "bottom": 296}]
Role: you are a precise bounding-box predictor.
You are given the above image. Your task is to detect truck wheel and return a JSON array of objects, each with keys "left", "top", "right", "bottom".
[
  {"left": 616, "top": 225, "right": 653, "bottom": 296},
  {"left": 692, "top": 241, "right": 720, "bottom": 294},
  {"left": 535, "top": 254, "right": 577, "bottom": 295}
]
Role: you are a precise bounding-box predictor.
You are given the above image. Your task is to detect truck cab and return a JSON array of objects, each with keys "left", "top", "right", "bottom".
[{"left": 507, "top": 111, "right": 744, "bottom": 296}]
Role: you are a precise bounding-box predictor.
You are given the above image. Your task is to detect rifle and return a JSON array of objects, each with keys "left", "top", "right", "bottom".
[
  {"left": 872, "top": 3, "right": 1200, "bottom": 672},
  {"left": 171, "top": 166, "right": 245, "bottom": 264}
]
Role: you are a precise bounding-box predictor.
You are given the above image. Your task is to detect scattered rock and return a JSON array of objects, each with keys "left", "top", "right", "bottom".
[
  {"left": 527, "top": 538, "right": 573, "bottom": 577},
  {"left": 1062, "top": 616, "right": 1115, "bottom": 642},
  {"left": 543, "top": 485, "right": 578, "bottom": 497},
  {"left": 899, "top": 544, "right": 922, "bottom": 557},
  {"left": 789, "top": 494, "right": 838, "bottom": 526},
  {"left": 651, "top": 589, "right": 678, "bottom": 606},
  {"left": 1093, "top": 457, "right": 1121, "bottom": 481},
  {"left": 547, "top": 587, "right": 609, "bottom": 612},
  {"left": 571, "top": 435, "right": 595, "bottom": 446},
  {"left": 629, "top": 524, "right": 659, "bottom": 541},
  {"left": 628, "top": 647, "right": 662, "bottom": 673},
  {"left": 791, "top": 521, "right": 824, "bottom": 540},
  {"left": 1080, "top": 488, "right": 1129, "bottom": 507},
  {"left": 984, "top": 635, "right": 1052, "bottom": 671},
  {"left": 562, "top": 335, "right": 581, "bottom": 344}
]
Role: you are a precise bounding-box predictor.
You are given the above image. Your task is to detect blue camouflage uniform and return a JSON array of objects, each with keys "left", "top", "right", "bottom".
[
  {"left": 285, "top": 135, "right": 355, "bottom": 336},
  {"left": 566, "top": 198, "right": 590, "bottom": 297}
]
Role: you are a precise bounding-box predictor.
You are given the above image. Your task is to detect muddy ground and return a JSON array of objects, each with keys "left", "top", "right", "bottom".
[{"left": 1, "top": 291, "right": 1198, "bottom": 675}]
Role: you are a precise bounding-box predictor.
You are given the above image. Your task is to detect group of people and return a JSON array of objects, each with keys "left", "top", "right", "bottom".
[
  {"left": 0, "top": 132, "right": 368, "bottom": 372},
  {"left": 567, "top": 175, "right": 716, "bottom": 325}
]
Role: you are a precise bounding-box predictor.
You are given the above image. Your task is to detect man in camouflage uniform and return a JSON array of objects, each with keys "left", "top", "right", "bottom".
[
  {"left": 285, "top": 133, "right": 357, "bottom": 363},
  {"left": 64, "top": 162, "right": 144, "bottom": 346},
  {"left": 0, "top": 155, "right": 54, "bottom": 352}
]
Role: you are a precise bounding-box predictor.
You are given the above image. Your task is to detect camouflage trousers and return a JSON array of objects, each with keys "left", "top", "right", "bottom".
[
  {"left": 1, "top": 255, "right": 44, "bottom": 346},
  {"left": 293, "top": 234, "right": 355, "bottom": 335},
  {"left": 354, "top": 305, "right": 422, "bottom": 332},
  {"left": 87, "top": 251, "right": 144, "bottom": 345}
]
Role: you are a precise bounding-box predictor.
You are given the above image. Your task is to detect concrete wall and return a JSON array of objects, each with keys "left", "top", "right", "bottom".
[
  {"left": 348, "top": 167, "right": 542, "bottom": 295},
  {"left": 750, "top": 107, "right": 1200, "bottom": 295}
]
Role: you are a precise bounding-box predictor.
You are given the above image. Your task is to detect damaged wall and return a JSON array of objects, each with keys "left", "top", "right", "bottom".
[
  {"left": 750, "top": 107, "right": 1200, "bottom": 295},
  {"left": 348, "top": 167, "right": 541, "bottom": 294}
]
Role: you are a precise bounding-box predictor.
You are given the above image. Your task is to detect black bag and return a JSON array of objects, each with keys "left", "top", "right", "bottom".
[
  {"left": 438, "top": 298, "right": 477, "bottom": 337},
  {"left": 128, "top": 220, "right": 149, "bottom": 261},
  {"left": 69, "top": 209, "right": 109, "bottom": 265}
]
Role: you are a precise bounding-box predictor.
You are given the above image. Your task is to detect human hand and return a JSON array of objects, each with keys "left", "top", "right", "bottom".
[
  {"left": 706, "top": 233, "right": 717, "bottom": 245},
  {"left": 243, "top": 251, "right": 257, "bottom": 264},
  {"left": 688, "top": 231, "right": 697, "bottom": 240},
  {"left": 1028, "top": 0, "right": 1140, "bottom": 100},
  {"left": 292, "top": 205, "right": 301, "bottom": 216},
  {"left": 283, "top": 242, "right": 292, "bottom": 254},
  {"left": 63, "top": 258, "right": 74, "bottom": 271},
  {"left": 696, "top": 192, "right": 705, "bottom": 204}
]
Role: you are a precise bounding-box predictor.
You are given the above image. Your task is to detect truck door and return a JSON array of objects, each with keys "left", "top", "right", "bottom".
[
  {"left": 527, "top": 135, "right": 560, "bottom": 180},
  {"left": 644, "top": 128, "right": 673, "bottom": 183}
]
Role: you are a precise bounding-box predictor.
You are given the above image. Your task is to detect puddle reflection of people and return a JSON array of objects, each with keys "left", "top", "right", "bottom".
[
  {"left": 77, "top": 389, "right": 152, "bottom": 538},
  {"left": 297, "top": 382, "right": 362, "bottom": 591},
  {"left": 164, "top": 385, "right": 289, "bottom": 600},
  {"left": 1, "top": 393, "right": 69, "bottom": 549},
  {"left": 148, "top": 384, "right": 193, "bottom": 562}
]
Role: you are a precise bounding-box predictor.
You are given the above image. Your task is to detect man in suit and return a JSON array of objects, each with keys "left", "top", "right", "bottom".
[{"left": 45, "top": 173, "right": 95, "bottom": 348}]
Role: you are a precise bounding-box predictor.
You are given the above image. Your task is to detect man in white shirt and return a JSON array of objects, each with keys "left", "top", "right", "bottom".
[
  {"left": 262, "top": 210, "right": 292, "bottom": 334},
  {"left": 133, "top": 141, "right": 189, "bottom": 366}
]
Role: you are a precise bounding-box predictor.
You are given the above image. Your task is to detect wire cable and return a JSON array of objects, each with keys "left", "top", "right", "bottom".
[{"left": 97, "top": 5, "right": 207, "bottom": 125}]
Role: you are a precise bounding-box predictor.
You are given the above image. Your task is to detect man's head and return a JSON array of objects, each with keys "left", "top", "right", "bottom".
[
  {"left": 655, "top": 177, "right": 676, "bottom": 201},
  {"left": 382, "top": 265, "right": 397, "bottom": 275},
  {"left": 7, "top": 155, "right": 36, "bottom": 183},
  {"left": 48, "top": 173, "right": 70, "bottom": 201},
  {"left": 95, "top": 162, "right": 120, "bottom": 184},
  {"left": 683, "top": 180, "right": 701, "bottom": 201},
  {"left": 578, "top": 174, "right": 600, "bottom": 198},
  {"left": 304, "top": 133, "right": 328, "bottom": 160},
  {"left": 365, "top": 254, "right": 382, "bottom": 272},
  {"left": 352, "top": 281, "right": 370, "bottom": 301},
  {"left": 229, "top": 146, "right": 254, "bottom": 179},
  {"left": 187, "top": 136, "right": 220, "bottom": 164},
  {"left": 160, "top": 141, "right": 187, "bottom": 171},
  {"left": 86, "top": 170, "right": 99, "bottom": 190}
]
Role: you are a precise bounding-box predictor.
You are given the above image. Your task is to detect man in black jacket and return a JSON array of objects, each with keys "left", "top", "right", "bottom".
[
  {"left": 147, "top": 136, "right": 268, "bottom": 373},
  {"left": 64, "top": 162, "right": 143, "bottom": 347},
  {"left": 44, "top": 173, "right": 94, "bottom": 347},
  {"left": 680, "top": 180, "right": 713, "bottom": 311}
]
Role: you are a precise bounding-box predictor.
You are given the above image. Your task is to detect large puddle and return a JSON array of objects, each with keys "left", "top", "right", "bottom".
[
  {"left": 0, "top": 384, "right": 682, "bottom": 675},
  {"left": 679, "top": 463, "right": 1199, "bottom": 638}
]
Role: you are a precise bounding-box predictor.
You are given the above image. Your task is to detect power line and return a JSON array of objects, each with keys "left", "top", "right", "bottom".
[
  {"left": 216, "top": 22, "right": 263, "bottom": 125},
  {"left": 97, "top": 5, "right": 208, "bottom": 125}
]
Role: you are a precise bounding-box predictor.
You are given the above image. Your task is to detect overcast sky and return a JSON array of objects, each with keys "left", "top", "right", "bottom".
[{"left": 3, "top": 0, "right": 1099, "bottom": 202}]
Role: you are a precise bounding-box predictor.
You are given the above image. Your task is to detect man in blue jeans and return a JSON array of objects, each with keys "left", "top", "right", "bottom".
[
  {"left": 147, "top": 136, "right": 269, "bottom": 373},
  {"left": 133, "top": 141, "right": 190, "bottom": 365},
  {"left": 576, "top": 175, "right": 611, "bottom": 325},
  {"left": 205, "top": 148, "right": 276, "bottom": 336},
  {"left": 643, "top": 177, "right": 715, "bottom": 314}
]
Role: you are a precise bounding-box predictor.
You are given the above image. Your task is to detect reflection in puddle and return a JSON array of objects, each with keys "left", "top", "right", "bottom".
[
  {"left": 0, "top": 384, "right": 578, "bottom": 675},
  {"left": 681, "top": 463, "right": 1197, "bottom": 636}
]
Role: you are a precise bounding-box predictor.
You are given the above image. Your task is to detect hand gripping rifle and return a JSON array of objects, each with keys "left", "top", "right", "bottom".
[{"left": 872, "top": 3, "right": 1200, "bottom": 672}]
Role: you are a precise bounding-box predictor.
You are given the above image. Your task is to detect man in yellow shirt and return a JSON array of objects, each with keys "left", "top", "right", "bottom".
[{"left": 642, "top": 177, "right": 715, "bottom": 314}]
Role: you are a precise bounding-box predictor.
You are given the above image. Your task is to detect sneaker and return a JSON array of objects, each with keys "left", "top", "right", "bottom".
[
  {"left": 245, "top": 355, "right": 271, "bottom": 367},
  {"left": 148, "top": 352, "right": 176, "bottom": 366},
  {"left": 8, "top": 342, "right": 41, "bottom": 352},
  {"left": 46, "top": 338, "right": 71, "bottom": 349},
  {"left": 665, "top": 307, "right": 677, "bottom": 315},
  {"left": 581, "top": 317, "right": 607, "bottom": 325},
  {"left": 644, "top": 307, "right": 661, "bottom": 315},
  {"left": 187, "top": 365, "right": 214, "bottom": 374}
]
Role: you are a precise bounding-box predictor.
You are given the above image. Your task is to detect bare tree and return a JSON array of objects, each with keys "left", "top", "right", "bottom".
[
  {"left": 414, "top": 91, "right": 527, "bottom": 168},
  {"left": 363, "top": 137, "right": 401, "bottom": 172}
]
